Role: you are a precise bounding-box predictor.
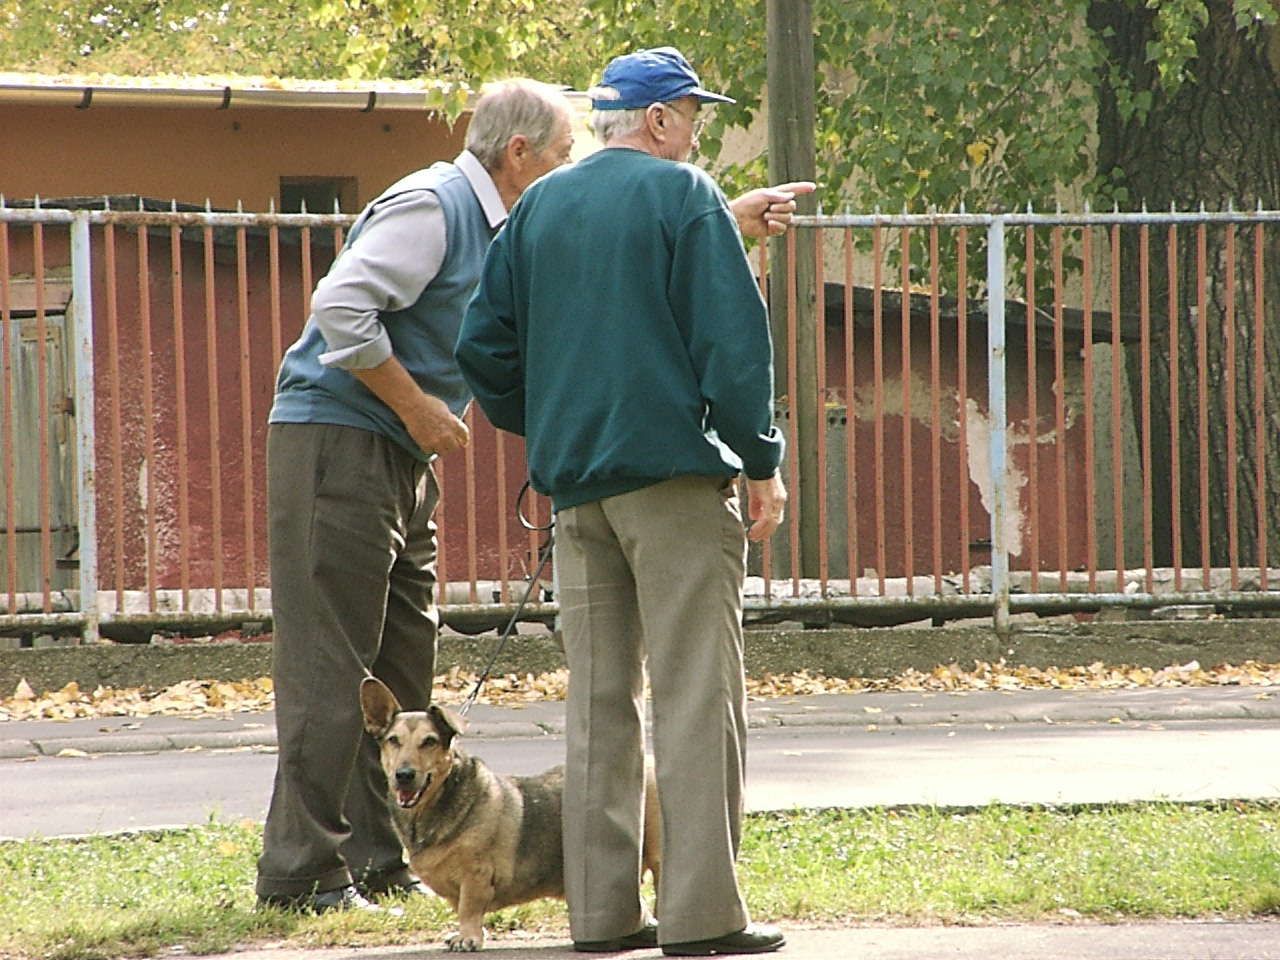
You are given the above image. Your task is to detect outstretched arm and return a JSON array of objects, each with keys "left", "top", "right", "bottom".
[{"left": 729, "top": 181, "right": 817, "bottom": 238}]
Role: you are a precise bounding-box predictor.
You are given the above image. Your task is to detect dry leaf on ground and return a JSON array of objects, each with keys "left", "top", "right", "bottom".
[{"left": 2, "top": 658, "right": 1278, "bottom": 722}]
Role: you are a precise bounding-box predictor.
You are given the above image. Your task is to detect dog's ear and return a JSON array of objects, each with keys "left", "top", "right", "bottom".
[
  {"left": 360, "top": 676, "right": 401, "bottom": 736},
  {"left": 427, "top": 702, "right": 469, "bottom": 744}
]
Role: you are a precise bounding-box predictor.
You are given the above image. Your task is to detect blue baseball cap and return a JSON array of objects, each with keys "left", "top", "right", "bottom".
[{"left": 590, "top": 47, "right": 735, "bottom": 111}]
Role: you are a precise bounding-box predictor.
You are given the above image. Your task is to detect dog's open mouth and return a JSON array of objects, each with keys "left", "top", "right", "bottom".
[{"left": 395, "top": 773, "right": 431, "bottom": 808}]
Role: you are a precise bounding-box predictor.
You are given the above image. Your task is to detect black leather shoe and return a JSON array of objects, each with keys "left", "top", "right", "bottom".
[
  {"left": 257, "top": 884, "right": 382, "bottom": 914},
  {"left": 574, "top": 916, "right": 660, "bottom": 952},
  {"left": 662, "top": 922, "right": 785, "bottom": 956}
]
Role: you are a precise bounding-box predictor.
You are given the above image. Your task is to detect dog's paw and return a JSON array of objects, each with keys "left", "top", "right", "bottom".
[{"left": 444, "top": 931, "right": 483, "bottom": 952}]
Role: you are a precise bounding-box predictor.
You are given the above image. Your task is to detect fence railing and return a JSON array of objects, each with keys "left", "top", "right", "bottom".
[
  {"left": 3, "top": 200, "right": 1280, "bottom": 642},
  {"left": 764, "top": 206, "right": 1280, "bottom": 632}
]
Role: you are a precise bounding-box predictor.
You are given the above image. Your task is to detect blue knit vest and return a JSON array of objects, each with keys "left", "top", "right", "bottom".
[{"left": 268, "top": 163, "right": 495, "bottom": 461}]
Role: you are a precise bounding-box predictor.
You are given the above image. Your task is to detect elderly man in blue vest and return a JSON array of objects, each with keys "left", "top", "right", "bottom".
[
  {"left": 255, "top": 79, "right": 578, "bottom": 913},
  {"left": 257, "top": 74, "right": 811, "bottom": 916}
]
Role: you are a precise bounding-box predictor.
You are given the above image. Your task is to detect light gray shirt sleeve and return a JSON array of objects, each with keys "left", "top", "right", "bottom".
[{"left": 313, "top": 189, "right": 447, "bottom": 370}]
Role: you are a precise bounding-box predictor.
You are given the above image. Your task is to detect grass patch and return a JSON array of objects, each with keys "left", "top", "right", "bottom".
[
  {"left": 740, "top": 802, "right": 1280, "bottom": 923},
  {"left": 2, "top": 802, "right": 1279, "bottom": 959}
]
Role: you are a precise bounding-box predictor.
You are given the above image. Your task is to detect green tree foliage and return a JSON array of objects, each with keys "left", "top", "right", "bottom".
[
  {"left": 303, "top": 0, "right": 603, "bottom": 83},
  {"left": 2, "top": 0, "right": 1274, "bottom": 218},
  {"left": 0, "top": 0, "right": 359, "bottom": 78},
  {"left": 301, "top": 0, "right": 611, "bottom": 114},
  {"left": 585, "top": 1, "right": 1102, "bottom": 220},
  {"left": 0, "top": 0, "right": 608, "bottom": 117}
]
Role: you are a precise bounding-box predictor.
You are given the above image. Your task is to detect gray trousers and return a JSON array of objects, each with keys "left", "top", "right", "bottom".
[
  {"left": 256, "top": 423, "right": 439, "bottom": 898},
  {"left": 555, "top": 475, "right": 752, "bottom": 946}
]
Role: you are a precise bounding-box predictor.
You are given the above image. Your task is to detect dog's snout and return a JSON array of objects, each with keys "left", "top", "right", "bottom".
[{"left": 395, "top": 767, "right": 417, "bottom": 787}]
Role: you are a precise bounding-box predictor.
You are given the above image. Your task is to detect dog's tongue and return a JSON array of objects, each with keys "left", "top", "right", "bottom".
[{"left": 396, "top": 787, "right": 419, "bottom": 808}]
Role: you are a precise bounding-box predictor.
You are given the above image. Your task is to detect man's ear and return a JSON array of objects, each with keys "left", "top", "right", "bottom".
[
  {"left": 645, "top": 105, "right": 666, "bottom": 140},
  {"left": 505, "top": 133, "right": 531, "bottom": 169}
]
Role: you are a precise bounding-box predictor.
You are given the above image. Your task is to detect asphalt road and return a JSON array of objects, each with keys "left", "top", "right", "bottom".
[{"left": 6, "top": 715, "right": 1280, "bottom": 840}]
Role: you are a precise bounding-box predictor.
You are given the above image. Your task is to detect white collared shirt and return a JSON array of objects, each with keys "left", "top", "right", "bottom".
[{"left": 314, "top": 150, "right": 505, "bottom": 370}]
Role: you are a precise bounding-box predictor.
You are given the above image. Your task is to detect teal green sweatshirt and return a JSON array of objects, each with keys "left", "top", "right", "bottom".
[{"left": 456, "top": 148, "right": 784, "bottom": 511}]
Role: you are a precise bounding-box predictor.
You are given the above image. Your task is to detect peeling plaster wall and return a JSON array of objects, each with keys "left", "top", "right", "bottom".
[
  {"left": 963, "top": 396, "right": 1028, "bottom": 558},
  {"left": 792, "top": 315, "right": 1114, "bottom": 580}
]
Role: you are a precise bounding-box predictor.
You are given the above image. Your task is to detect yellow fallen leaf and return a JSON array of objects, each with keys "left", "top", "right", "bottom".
[
  {"left": 56, "top": 747, "right": 90, "bottom": 758},
  {"left": 13, "top": 678, "right": 34, "bottom": 700}
]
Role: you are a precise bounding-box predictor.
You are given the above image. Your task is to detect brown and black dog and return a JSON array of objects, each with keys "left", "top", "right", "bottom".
[{"left": 360, "top": 676, "right": 660, "bottom": 951}]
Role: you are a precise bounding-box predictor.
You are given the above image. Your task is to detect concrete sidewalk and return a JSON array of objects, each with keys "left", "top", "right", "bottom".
[
  {"left": 189, "top": 919, "right": 1280, "bottom": 959},
  {"left": 3, "top": 683, "right": 1279, "bottom": 759}
]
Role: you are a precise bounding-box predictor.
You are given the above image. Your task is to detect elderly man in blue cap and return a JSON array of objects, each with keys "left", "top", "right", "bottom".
[{"left": 457, "top": 47, "right": 789, "bottom": 955}]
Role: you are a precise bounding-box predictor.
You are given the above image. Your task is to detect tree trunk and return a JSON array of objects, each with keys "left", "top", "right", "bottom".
[{"left": 1089, "top": 0, "right": 1280, "bottom": 573}]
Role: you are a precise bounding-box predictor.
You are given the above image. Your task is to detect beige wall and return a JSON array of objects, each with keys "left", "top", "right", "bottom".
[{"left": 0, "top": 101, "right": 468, "bottom": 211}]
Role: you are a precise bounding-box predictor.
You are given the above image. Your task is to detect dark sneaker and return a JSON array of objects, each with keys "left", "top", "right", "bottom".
[
  {"left": 257, "top": 884, "right": 382, "bottom": 914},
  {"left": 359, "top": 876, "right": 433, "bottom": 898}
]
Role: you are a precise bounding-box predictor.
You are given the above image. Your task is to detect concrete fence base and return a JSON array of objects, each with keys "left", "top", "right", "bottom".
[{"left": 4, "top": 619, "right": 1280, "bottom": 699}]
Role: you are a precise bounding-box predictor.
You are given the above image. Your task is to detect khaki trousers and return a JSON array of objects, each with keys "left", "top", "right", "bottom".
[
  {"left": 555, "top": 475, "right": 751, "bottom": 945},
  {"left": 256, "top": 423, "right": 439, "bottom": 898}
]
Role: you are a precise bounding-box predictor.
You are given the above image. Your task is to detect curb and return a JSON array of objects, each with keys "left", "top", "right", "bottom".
[
  {"left": 755, "top": 690, "right": 1280, "bottom": 728},
  {"left": 4, "top": 686, "right": 1277, "bottom": 761}
]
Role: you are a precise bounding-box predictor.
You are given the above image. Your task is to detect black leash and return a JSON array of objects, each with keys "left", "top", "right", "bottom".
[{"left": 459, "top": 481, "right": 555, "bottom": 717}]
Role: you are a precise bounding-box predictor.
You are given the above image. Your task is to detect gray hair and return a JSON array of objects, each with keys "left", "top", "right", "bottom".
[
  {"left": 466, "top": 79, "right": 573, "bottom": 172},
  {"left": 588, "top": 104, "right": 648, "bottom": 145}
]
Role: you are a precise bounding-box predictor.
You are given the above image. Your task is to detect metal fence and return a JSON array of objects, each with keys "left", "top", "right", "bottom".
[{"left": 4, "top": 200, "right": 1280, "bottom": 642}]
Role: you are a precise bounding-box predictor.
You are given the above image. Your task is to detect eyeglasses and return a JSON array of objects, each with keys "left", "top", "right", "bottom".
[{"left": 664, "top": 102, "right": 707, "bottom": 142}]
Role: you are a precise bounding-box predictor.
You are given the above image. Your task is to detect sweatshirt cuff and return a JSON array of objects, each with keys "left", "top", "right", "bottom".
[
  {"left": 741, "top": 429, "right": 786, "bottom": 480},
  {"left": 318, "top": 331, "right": 393, "bottom": 371}
]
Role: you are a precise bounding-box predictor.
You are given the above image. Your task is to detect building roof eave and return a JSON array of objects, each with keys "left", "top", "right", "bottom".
[
  {"left": 0, "top": 73, "right": 593, "bottom": 114},
  {"left": 0, "top": 75, "right": 447, "bottom": 112}
]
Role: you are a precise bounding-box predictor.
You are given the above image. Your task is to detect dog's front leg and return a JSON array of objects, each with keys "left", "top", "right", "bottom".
[{"left": 445, "top": 874, "right": 494, "bottom": 952}]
